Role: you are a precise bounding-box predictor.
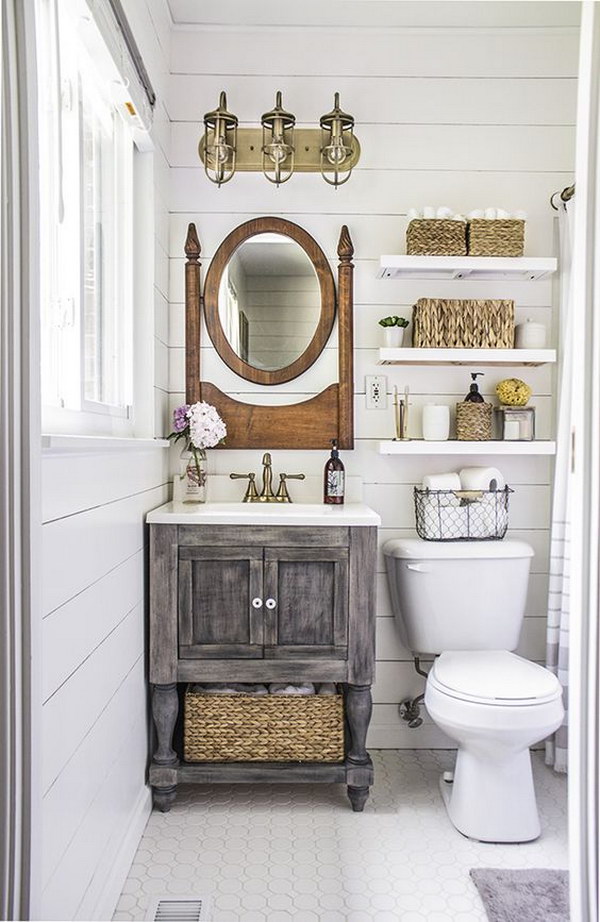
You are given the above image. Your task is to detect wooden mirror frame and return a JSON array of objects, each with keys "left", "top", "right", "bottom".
[
  {"left": 203, "top": 218, "right": 335, "bottom": 386},
  {"left": 184, "top": 218, "right": 354, "bottom": 449}
]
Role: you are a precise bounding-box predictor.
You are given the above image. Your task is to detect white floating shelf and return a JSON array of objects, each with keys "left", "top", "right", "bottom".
[
  {"left": 378, "top": 347, "right": 556, "bottom": 367},
  {"left": 379, "top": 440, "right": 556, "bottom": 456},
  {"left": 378, "top": 255, "right": 557, "bottom": 281}
]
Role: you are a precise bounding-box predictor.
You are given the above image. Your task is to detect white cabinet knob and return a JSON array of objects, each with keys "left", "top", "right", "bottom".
[
  {"left": 252, "top": 598, "right": 263, "bottom": 609},
  {"left": 265, "top": 598, "right": 277, "bottom": 610}
]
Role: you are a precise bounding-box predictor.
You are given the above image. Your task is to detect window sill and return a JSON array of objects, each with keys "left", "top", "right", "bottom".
[{"left": 42, "top": 434, "right": 170, "bottom": 454}]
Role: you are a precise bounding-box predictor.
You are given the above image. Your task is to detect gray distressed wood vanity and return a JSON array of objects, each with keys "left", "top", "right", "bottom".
[{"left": 147, "top": 502, "right": 379, "bottom": 812}]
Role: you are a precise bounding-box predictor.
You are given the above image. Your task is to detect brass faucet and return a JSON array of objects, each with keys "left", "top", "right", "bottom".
[{"left": 230, "top": 453, "right": 305, "bottom": 503}]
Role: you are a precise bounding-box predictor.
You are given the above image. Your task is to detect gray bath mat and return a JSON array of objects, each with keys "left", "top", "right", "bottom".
[{"left": 470, "top": 868, "right": 569, "bottom": 922}]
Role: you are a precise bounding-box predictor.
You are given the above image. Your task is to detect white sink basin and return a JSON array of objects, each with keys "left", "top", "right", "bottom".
[{"left": 146, "top": 501, "right": 380, "bottom": 527}]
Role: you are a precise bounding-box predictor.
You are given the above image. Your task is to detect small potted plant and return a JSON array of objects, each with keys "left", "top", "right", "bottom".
[{"left": 379, "top": 315, "right": 409, "bottom": 348}]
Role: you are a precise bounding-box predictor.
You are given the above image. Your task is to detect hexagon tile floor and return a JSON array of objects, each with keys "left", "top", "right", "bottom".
[{"left": 114, "top": 750, "right": 568, "bottom": 922}]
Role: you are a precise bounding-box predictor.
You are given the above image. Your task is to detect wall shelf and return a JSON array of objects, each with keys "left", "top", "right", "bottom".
[
  {"left": 379, "top": 440, "right": 556, "bottom": 456},
  {"left": 378, "top": 347, "right": 556, "bottom": 367},
  {"left": 377, "top": 255, "right": 557, "bottom": 280}
]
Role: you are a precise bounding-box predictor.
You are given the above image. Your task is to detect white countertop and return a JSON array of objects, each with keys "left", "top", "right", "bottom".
[{"left": 146, "top": 501, "right": 381, "bottom": 527}]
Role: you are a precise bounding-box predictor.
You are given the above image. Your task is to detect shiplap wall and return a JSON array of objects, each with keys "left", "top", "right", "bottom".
[
  {"left": 166, "top": 21, "right": 577, "bottom": 748},
  {"left": 39, "top": 2, "right": 171, "bottom": 918}
]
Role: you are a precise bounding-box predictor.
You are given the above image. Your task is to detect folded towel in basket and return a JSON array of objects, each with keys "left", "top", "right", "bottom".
[
  {"left": 190, "top": 683, "right": 269, "bottom": 696},
  {"left": 268, "top": 682, "right": 316, "bottom": 696}
]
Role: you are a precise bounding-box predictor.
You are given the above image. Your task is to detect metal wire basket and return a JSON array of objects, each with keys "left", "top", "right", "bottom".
[{"left": 414, "top": 487, "right": 513, "bottom": 541}]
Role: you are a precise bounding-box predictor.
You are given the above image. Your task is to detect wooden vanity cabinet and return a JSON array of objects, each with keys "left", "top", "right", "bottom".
[{"left": 149, "top": 523, "right": 377, "bottom": 812}]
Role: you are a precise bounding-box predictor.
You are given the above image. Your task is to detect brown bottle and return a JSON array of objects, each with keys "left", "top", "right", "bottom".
[{"left": 324, "top": 439, "right": 345, "bottom": 505}]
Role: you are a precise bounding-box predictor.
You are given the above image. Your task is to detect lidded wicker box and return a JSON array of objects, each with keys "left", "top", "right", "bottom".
[
  {"left": 184, "top": 687, "right": 345, "bottom": 763},
  {"left": 412, "top": 298, "right": 514, "bottom": 349},
  {"left": 468, "top": 219, "right": 525, "bottom": 257},
  {"left": 406, "top": 219, "right": 467, "bottom": 256}
]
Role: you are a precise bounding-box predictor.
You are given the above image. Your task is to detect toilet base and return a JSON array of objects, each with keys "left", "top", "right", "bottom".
[{"left": 438, "top": 748, "right": 541, "bottom": 843}]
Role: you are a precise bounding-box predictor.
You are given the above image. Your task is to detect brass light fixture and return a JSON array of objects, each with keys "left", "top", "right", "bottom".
[
  {"left": 320, "top": 93, "right": 355, "bottom": 188},
  {"left": 201, "top": 91, "right": 238, "bottom": 187},
  {"left": 198, "top": 92, "right": 360, "bottom": 186},
  {"left": 261, "top": 91, "right": 295, "bottom": 185}
]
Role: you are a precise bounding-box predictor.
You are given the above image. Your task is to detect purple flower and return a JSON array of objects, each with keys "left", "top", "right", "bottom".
[{"left": 173, "top": 404, "right": 190, "bottom": 433}]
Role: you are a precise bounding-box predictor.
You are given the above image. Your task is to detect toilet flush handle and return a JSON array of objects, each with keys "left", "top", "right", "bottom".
[{"left": 406, "top": 563, "right": 430, "bottom": 572}]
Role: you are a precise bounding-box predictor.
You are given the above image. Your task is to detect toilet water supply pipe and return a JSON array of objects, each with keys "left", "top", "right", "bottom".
[{"left": 399, "top": 657, "right": 433, "bottom": 729}]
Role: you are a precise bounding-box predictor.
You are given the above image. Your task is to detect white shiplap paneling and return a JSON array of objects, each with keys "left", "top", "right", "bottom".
[{"left": 165, "top": 20, "right": 575, "bottom": 752}]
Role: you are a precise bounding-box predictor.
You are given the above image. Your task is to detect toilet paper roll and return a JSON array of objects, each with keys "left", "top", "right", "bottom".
[
  {"left": 459, "top": 466, "right": 506, "bottom": 491},
  {"left": 422, "top": 472, "right": 461, "bottom": 491}
]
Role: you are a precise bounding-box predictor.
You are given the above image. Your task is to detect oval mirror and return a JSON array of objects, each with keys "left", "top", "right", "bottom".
[{"left": 204, "top": 218, "right": 336, "bottom": 385}]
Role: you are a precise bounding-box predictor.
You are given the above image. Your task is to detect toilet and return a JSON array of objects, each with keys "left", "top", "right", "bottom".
[{"left": 383, "top": 538, "right": 564, "bottom": 843}]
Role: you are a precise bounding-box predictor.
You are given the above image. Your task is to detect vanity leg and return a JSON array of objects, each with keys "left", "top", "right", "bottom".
[
  {"left": 151, "top": 683, "right": 179, "bottom": 812},
  {"left": 345, "top": 683, "right": 373, "bottom": 812}
]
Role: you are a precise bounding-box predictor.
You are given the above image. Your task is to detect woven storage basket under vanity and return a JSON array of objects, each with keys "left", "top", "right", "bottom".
[
  {"left": 467, "top": 219, "right": 525, "bottom": 257},
  {"left": 406, "top": 219, "right": 467, "bottom": 256},
  {"left": 184, "top": 687, "right": 345, "bottom": 763},
  {"left": 412, "top": 298, "right": 514, "bottom": 349}
]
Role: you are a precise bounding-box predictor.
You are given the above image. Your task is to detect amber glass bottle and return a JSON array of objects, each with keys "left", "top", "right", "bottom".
[{"left": 323, "top": 439, "right": 345, "bottom": 505}]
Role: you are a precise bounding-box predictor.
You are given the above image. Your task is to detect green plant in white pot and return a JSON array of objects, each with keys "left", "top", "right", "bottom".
[{"left": 379, "top": 315, "right": 409, "bottom": 348}]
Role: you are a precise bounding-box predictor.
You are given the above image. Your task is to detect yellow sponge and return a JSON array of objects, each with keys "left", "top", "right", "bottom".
[{"left": 496, "top": 378, "right": 532, "bottom": 406}]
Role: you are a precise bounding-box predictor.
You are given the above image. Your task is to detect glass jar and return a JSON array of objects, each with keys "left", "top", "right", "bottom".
[{"left": 179, "top": 443, "right": 207, "bottom": 503}]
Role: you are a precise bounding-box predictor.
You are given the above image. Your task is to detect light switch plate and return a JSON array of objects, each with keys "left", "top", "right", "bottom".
[{"left": 365, "top": 375, "right": 388, "bottom": 410}]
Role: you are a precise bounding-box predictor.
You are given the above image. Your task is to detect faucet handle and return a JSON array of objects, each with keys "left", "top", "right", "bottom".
[
  {"left": 230, "top": 472, "right": 259, "bottom": 502},
  {"left": 275, "top": 473, "right": 306, "bottom": 503}
]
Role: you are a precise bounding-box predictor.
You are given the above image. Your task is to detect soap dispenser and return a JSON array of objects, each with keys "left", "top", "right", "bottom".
[
  {"left": 324, "top": 439, "right": 345, "bottom": 505},
  {"left": 465, "top": 372, "right": 485, "bottom": 402}
]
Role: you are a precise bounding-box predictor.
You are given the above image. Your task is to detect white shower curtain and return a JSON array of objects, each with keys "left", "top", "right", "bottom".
[{"left": 545, "top": 201, "right": 574, "bottom": 774}]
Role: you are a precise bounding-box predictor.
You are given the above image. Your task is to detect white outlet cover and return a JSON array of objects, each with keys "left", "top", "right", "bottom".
[{"left": 366, "top": 375, "right": 388, "bottom": 410}]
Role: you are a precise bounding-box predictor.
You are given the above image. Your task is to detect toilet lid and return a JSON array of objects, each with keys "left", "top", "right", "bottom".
[{"left": 431, "top": 651, "right": 561, "bottom": 705}]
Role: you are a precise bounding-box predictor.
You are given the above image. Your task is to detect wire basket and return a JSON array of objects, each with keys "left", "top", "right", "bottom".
[{"left": 414, "top": 487, "right": 513, "bottom": 541}]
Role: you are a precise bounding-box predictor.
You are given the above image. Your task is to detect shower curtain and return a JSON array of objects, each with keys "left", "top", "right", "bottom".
[{"left": 545, "top": 201, "right": 573, "bottom": 774}]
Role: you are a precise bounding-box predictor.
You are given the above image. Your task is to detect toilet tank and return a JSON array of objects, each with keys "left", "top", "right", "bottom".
[{"left": 383, "top": 539, "right": 534, "bottom": 655}]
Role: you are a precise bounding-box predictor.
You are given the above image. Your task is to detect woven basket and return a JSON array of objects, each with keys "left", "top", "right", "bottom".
[
  {"left": 184, "top": 688, "right": 345, "bottom": 763},
  {"left": 412, "top": 298, "right": 514, "bottom": 349},
  {"left": 468, "top": 219, "right": 525, "bottom": 257},
  {"left": 406, "top": 219, "right": 467, "bottom": 256},
  {"left": 456, "top": 402, "right": 493, "bottom": 441}
]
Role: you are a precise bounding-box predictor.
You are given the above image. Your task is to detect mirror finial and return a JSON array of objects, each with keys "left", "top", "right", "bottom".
[
  {"left": 185, "top": 223, "right": 201, "bottom": 260},
  {"left": 337, "top": 225, "right": 354, "bottom": 262}
]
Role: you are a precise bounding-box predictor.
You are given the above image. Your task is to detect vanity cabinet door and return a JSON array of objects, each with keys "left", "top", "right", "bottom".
[
  {"left": 262, "top": 547, "right": 349, "bottom": 659},
  {"left": 178, "top": 546, "right": 264, "bottom": 658}
]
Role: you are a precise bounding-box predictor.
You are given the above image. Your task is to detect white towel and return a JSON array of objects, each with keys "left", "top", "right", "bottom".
[
  {"left": 192, "top": 683, "right": 268, "bottom": 696},
  {"left": 316, "top": 683, "right": 337, "bottom": 696},
  {"left": 269, "top": 683, "right": 316, "bottom": 696}
]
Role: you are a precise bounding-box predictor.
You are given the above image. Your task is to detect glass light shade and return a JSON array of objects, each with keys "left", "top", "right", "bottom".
[
  {"left": 202, "top": 92, "right": 238, "bottom": 186},
  {"left": 261, "top": 92, "right": 295, "bottom": 185},
  {"left": 320, "top": 92, "right": 355, "bottom": 187}
]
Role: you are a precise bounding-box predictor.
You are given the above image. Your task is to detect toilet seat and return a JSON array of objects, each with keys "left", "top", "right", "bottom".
[{"left": 429, "top": 650, "right": 562, "bottom": 707}]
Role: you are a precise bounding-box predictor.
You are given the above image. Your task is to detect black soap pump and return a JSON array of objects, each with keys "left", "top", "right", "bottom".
[
  {"left": 465, "top": 372, "right": 485, "bottom": 402},
  {"left": 324, "top": 439, "right": 345, "bottom": 505}
]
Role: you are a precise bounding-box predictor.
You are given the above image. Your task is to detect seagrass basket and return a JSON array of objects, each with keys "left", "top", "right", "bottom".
[
  {"left": 455, "top": 402, "right": 493, "bottom": 441},
  {"left": 467, "top": 219, "right": 525, "bottom": 257},
  {"left": 184, "top": 688, "right": 345, "bottom": 763},
  {"left": 406, "top": 219, "right": 467, "bottom": 256},
  {"left": 412, "top": 298, "right": 514, "bottom": 349}
]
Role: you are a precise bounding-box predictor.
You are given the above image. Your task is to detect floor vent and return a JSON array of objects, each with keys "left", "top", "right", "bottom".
[{"left": 146, "top": 897, "right": 212, "bottom": 922}]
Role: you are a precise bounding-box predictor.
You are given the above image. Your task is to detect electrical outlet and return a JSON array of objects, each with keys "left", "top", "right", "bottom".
[{"left": 365, "top": 375, "right": 388, "bottom": 410}]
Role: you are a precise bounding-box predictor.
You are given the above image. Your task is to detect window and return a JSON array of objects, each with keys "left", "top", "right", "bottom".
[{"left": 37, "top": 0, "right": 135, "bottom": 431}]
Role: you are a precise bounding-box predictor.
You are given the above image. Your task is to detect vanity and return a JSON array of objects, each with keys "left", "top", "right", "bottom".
[
  {"left": 148, "top": 501, "right": 379, "bottom": 812},
  {"left": 148, "top": 216, "right": 380, "bottom": 811}
]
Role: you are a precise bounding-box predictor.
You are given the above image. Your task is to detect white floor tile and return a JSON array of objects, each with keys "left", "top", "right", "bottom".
[{"left": 115, "top": 750, "right": 568, "bottom": 922}]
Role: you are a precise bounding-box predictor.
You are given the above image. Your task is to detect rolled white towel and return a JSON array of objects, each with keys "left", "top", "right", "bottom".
[
  {"left": 468, "top": 209, "right": 484, "bottom": 219},
  {"left": 316, "top": 683, "right": 337, "bottom": 696},
  {"left": 422, "top": 472, "right": 461, "bottom": 491},
  {"left": 269, "top": 683, "right": 316, "bottom": 696},
  {"left": 232, "top": 683, "right": 269, "bottom": 696},
  {"left": 407, "top": 207, "right": 420, "bottom": 221},
  {"left": 484, "top": 207, "right": 497, "bottom": 220},
  {"left": 496, "top": 208, "right": 510, "bottom": 219},
  {"left": 423, "top": 206, "right": 435, "bottom": 219},
  {"left": 513, "top": 210, "right": 527, "bottom": 220},
  {"left": 459, "top": 466, "right": 506, "bottom": 491},
  {"left": 436, "top": 206, "right": 453, "bottom": 219},
  {"left": 453, "top": 214, "right": 466, "bottom": 222}
]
